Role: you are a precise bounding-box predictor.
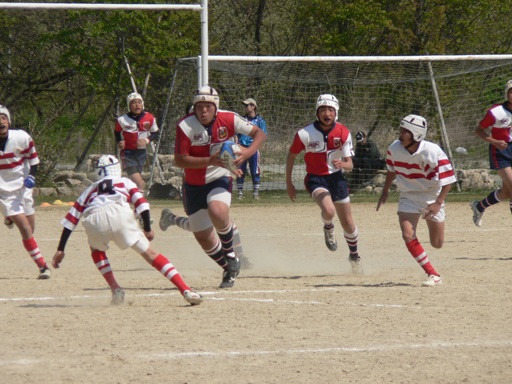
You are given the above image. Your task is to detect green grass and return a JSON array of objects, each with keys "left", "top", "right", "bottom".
[{"left": 35, "top": 188, "right": 494, "bottom": 208}]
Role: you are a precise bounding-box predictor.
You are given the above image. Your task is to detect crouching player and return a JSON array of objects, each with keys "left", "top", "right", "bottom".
[{"left": 52, "top": 154, "right": 202, "bottom": 306}]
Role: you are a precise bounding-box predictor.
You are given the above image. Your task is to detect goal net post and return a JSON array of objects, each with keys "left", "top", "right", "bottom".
[{"left": 160, "top": 55, "right": 512, "bottom": 192}]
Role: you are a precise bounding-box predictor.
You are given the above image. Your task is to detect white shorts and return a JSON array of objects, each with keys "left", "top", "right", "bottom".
[
  {"left": 398, "top": 192, "right": 446, "bottom": 223},
  {"left": 188, "top": 188, "right": 231, "bottom": 232},
  {"left": 82, "top": 203, "right": 150, "bottom": 253},
  {"left": 0, "top": 187, "right": 35, "bottom": 218}
]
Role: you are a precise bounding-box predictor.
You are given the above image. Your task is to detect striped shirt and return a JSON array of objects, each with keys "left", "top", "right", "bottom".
[
  {"left": 0, "top": 129, "right": 40, "bottom": 192},
  {"left": 61, "top": 176, "right": 149, "bottom": 231},
  {"left": 385, "top": 139, "right": 456, "bottom": 194}
]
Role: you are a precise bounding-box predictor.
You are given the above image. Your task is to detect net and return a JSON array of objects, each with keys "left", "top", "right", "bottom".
[{"left": 160, "top": 57, "right": 512, "bottom": 191}]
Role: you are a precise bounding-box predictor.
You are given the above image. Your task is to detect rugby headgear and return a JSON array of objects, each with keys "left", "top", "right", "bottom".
[
  {"left": 0, "top": 105, "right": 11, "bottom": 124},
  {"left": 193, "top": 86, "right": 220, "bottom": 110},
  {"left": 316, "top": 94, "right": 339, "bottom": 121},
  {"left": 400, "top": 114, "right": 427, "bottom": 142},
  {"left": 127, "top": 92, "right": 144, "bottom": 110},
  {"left": 505, "top": 80, "right": 512, "bottom": 99},
  {"left": 96, "top": 154, "right": 122, "bottom": 178}
]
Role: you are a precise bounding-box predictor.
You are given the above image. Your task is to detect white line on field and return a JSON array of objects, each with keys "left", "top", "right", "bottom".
[
  {"left": 137, "top": 340, "right": 512, "bottom": 361},
  {"left": 0, "top": 287, "right": 410, "bottom": 308}
]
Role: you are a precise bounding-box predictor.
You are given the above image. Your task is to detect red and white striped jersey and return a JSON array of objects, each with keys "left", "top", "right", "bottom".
[
  {"left": 61, "top": 176, "right": 149, "bottom": 231},
  {"left": 115, "top": 112, "right": 158, "bottom": 150},
  {"left": 0, "top": 129, "right": 40, "bottom": 192},
  {"left": 385, "top": 139, "right": 456, "bottom": 194},
  {"left": 289, "top": 122, "right": 353, "bottom": 175},
  {"left": 478, "top": 103, "right": 512, "bottom": 142},
  {"left": 175, "top": 110, "right": 254, "bottom": 185}
]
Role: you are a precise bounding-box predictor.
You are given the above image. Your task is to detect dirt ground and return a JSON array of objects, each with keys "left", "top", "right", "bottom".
[{"left": 1, "top": 200, "right": 512, "bottom": 384}]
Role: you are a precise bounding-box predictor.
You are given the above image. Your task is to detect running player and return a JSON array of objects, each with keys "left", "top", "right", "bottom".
[
  {"left": 0, "top": 105, "right": 51, "bottom": 279},
  {"left": 173, "top": 85, "right": 266, "bottom": 288},
  {"left": 470, "top": 80, "right": 512, "bottom": 226},
  {"left": 377, "top": 114, "right": 456, "bottom": 286},
  {"left": 115, "top": 92, "right": 159, "bottom": 191},
  {"left": 52, "top": 155, "right": 202, "bottom": 306},
  {"left": 286, "top": 94, "right": 363, "bottom": 274}
]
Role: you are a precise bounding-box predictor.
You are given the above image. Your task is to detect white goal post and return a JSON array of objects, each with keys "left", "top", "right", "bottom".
[{"left": 160, "top": 54, "right": 512, "bottom": 192}]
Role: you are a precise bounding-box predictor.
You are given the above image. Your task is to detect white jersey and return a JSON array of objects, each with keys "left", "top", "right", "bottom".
[
  {"left": 61, "top": 176, "right": 149, "bottom": 231},
  {"left": 0, "top": 129, "right": 40, "bottom": 192},
  {"left": 386, "top": 139, "right": 456, "bottom": 195}
]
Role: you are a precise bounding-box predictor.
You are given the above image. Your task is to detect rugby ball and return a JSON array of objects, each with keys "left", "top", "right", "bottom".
[{"left": 218, "top": 141, "right": 241, "bottom": 172}]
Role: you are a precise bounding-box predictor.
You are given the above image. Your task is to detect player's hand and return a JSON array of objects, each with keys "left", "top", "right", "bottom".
[
  {"left": 286, "top": 182, "right": 296, "bottom": 202},
  {"left": 231, "top": 169, "right": 243, "bottom": 177},
  {"left": 118, "top": 140, "right": 126, "bottom": 149},
  {"left": 52, "top": 250, "right": 65, "bottom": 268},
  {"left": 24, "top": 175, "right": 35, "bottom": 188},
  {"left": 209, "top": 150, "right": 224, "bottom": 167},
  {"left": 493, "top": 139, "right": 508, "bottom": 151},
  {"left": 376, "top": 192, "right": 388, "bottom": 211},
  {"left": 144, "top": 229, "right": 155, "bottom": 241}
]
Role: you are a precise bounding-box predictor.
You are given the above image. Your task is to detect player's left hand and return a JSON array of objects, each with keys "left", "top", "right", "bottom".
[
  {"left": 24, "top": 175, "right": 35, "bottom": 188},
  {"left": 52, "top": 250, "right": 65, "bottom": 268},
  {"left": 144, "top": 230, "right": 155, "bottom": 241}
]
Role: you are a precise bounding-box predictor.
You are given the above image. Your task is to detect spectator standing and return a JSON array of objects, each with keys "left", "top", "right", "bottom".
[
  {"left": 236, "top": 98, "right": 268, "bottom": 200},
  {"left": 352, "top": 130, "right": 385, "bottom": 186}
]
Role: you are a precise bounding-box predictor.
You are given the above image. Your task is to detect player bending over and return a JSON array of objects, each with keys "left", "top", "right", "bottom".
[
  {"left": 377, "top": 114, "right": 456, "bottom": 286},
  {"left": 52, "top": 155, "right": 202, "bottom": 306}
]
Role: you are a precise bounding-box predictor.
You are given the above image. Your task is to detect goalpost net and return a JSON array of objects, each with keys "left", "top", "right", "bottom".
[{"left": 159, "top": 56, "right": 512, "bottom": 192}]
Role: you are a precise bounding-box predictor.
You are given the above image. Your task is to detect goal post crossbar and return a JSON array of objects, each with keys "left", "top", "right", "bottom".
[
  {"left": 0, "top": 3, "right": 202, "bottom": 11},
  {"left": 206, "top": 54, "right": 512, "bottom": 63}
]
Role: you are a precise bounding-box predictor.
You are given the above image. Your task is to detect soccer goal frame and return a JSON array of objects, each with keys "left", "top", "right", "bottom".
[{"left": 161, "top": 54, "right": 512, "bottom": 192}]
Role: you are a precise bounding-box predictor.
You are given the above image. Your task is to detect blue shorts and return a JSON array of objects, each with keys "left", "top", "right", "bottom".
[
  {"left": 489, "top": 142, "right": 512, "bottom": 170},
  {"left": 304, "top": 171, "right": 349, "bottom": 202},
  {"left": 183, "top": 177, "right": 233, "bottom": 216},
  {"left": 121, "top": 149, "right": 147, "bottom": 175}
]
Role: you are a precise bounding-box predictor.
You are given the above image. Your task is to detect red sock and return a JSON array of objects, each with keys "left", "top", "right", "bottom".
[
  {"left": 91, "top": 250, "right": 120, "bottom": 291},
  {"left": 152, "top": 254, "right": 190, "bottom": 294},
  {"left": 22, "top": 237, "right": 47, "bottom": 269},
  {"left": 405, "top": 238, "right": 438, "bottom": 276}
]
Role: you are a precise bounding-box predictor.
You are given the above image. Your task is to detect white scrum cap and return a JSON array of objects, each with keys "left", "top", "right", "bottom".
[
  {"left": 400, "top": 114, "right": 427, "bottom": 142},
  {"left": 0, "top": 105, "right": 11, "bottom": 124},
  {"left": 127, "top": 92, "right": 144, "bottom": 109},
  {"left": 505, "top": 80, "right": 512, "bottom": 99},
  {"left": 316, "top": 94, "right": 339, "bottom": 120},
  {"left": 193, "top": 86, "right": 220, "bottom": 110},
  {"left": 96, "top": 154, "right": 122, "bottom": 178}
]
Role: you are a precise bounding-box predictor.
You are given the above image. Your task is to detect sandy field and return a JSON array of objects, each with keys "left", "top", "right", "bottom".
[{"left": 1, "top": 200, "right": 512, "bottom": 384}]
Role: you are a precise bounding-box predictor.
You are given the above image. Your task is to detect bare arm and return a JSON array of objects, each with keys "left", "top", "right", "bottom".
[
  {"left": 376, "top": 170, "right": 396, "bottom": 211},
  {"left": 475, "top": 125, "right": 507, "bottom": 151},
  {"left": 286, "top": 151, "right": 298, "bottom": 202}
]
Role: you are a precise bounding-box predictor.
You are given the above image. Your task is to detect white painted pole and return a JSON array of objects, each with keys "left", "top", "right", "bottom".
[
  {"left": 200, "top": 0, "right": 209, "bottom": 86},
  {"left": 0, "top": 3, "right": 201, "bottom": 11}
]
